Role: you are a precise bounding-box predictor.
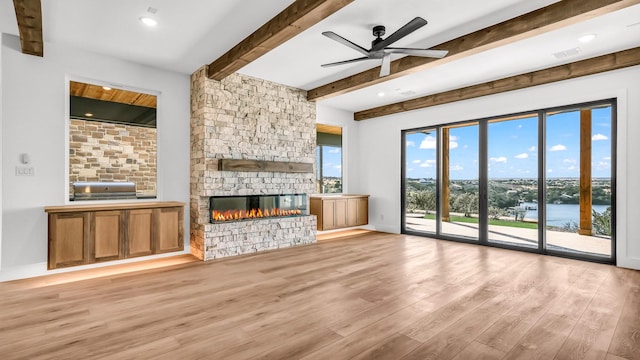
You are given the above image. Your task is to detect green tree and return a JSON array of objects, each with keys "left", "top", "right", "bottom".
[
  {"left": 453, "top": 193, "right": 478, "bottom": 217},
  {"left": 409, "top": 191, "right": 436, "bottom": 214},
  {"left": 592, "top": 207, "right": 611, "bottom": 236}
]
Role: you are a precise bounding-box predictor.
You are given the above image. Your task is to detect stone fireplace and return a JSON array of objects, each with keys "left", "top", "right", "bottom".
[{"left": 190, "top": 67, "right": 316, "bottom": 260}]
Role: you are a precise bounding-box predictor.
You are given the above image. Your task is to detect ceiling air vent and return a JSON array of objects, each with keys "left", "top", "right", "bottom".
[
  {"left": 397, "top": 90, "right": 417, "bottom": 97},
  {"left": 553, "top": 47, "right": 581, "bottom": 59}
]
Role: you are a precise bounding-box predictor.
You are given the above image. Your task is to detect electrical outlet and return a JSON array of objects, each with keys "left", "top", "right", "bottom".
[{"left": 15, "top": 166, "right": 35, "bottom": 176}]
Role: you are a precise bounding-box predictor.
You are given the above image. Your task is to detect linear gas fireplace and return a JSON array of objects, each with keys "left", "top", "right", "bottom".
[{"left": 210, "top": 194, "right": 308, "bottom": 223}]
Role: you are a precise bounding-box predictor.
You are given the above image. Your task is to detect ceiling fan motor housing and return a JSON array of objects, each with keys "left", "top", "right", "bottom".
[{"left": 372, "top": 25, "right": 386, "bottom": 47}]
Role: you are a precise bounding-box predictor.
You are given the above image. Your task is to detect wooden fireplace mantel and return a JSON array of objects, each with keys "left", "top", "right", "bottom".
[{"left": 217, "top": 159, "right": 313, "bottom": 173}]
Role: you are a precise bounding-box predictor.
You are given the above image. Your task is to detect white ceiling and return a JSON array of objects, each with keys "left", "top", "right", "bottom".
[{"left": 1, "top": 0, "right": 639, "bottom": 113}]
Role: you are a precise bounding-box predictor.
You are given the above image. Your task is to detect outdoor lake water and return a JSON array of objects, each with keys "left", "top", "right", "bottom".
[{"left": 520, "top": 202, "right": 610, "bottom": 227}]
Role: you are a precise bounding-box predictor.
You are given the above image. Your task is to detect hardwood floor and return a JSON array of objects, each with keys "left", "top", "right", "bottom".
[{"left": 1, "top": 231, "right": 639, "bottom": 360}]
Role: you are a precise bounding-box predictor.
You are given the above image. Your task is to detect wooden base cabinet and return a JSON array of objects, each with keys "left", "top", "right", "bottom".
[
  {"left": 311, "top": 195, "right": 369, "bottom": 231},
  {"left": 46, "top": 202, "right": 184, "bottom": 270},
  {"left": 126, "top": 209, "right": 154, "bottom": 258}
]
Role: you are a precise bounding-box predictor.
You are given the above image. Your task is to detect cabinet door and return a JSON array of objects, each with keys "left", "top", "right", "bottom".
[
  {"left": 357, "top": 198, "right": 369, "bottom": 226},
  {"left": 322, "top": 200, "right": 336, "bottom": 230},
  {"left": 155, "top": 207, "right": 184, "bottom": 253},
  {"left": 91, "top": 211, "right": 124, "bottom": 262},
  {"left": 347, "top": 199, "right": 358, "bottom": 227},
  {"left": 48, "top": 212, "right": 90, "bottom": 269},
  {"left": 126, "top": 209, "right": 154, "bottom": 257},
  {"left": 334, "top": 199, "right": 348, "bottom": 228}
]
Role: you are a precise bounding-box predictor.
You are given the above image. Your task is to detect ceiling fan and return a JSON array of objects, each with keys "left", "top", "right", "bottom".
[{"left": 321, "top": 17, "right": 448, "bottom": 77}]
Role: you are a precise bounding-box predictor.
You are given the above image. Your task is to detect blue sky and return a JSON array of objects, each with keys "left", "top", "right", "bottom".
[
  {"left": 406, "top": 107, "right": 612, "bottom": 180},
  {"left": 321, "top": 146, "right": 342, "bottom": 177}
]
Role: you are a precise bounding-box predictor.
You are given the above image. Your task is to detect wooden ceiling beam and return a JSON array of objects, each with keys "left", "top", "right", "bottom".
[
  {"left": 354, "top": 47, "right": 640, "bottom": 121},
  {"left": 13, "top": 0, "right": 43, "bottom": 57},
  {"left": 308, "top": 0, "right": 640, "bottom": 101},
  {"left": 207, "top": 0, "right": 353, "bottom": 80}
]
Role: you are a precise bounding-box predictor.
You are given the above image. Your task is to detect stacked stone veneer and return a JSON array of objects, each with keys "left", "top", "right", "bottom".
[
  {"left": 69, "top": 119, "right": 157, "bottom": 197},
  {"left": 190, "top": 67, "right": 316, "bottom": 260}
]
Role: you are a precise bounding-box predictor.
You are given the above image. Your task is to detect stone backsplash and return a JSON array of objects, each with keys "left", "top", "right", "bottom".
[
  {"left": 69, "top": 119, "right": 156, "bottom": 197},
  {"left": 190, "top": 67, "right": 317, "bottom": 260}
]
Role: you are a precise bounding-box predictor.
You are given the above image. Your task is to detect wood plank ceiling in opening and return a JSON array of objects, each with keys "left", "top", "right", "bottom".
[
  {"left": 316, "top": 124, "right": 342, "bottom": 135},
  {"left": 70, "top": 81, "right": 157, "bottom": 108}
]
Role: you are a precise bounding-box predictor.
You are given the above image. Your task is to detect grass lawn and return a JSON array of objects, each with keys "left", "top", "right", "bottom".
[{"left": 423, "top": 213, "right": 538, "bottom": 229}]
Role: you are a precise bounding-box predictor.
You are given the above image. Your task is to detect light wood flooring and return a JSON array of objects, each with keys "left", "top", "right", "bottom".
[{"left": 1, "top": 231, "right": 639, "bottom": 360}]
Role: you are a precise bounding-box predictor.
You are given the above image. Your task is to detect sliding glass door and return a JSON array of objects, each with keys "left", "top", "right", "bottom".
[
  {"left": 487, "top": 114, "right": 539, "bottom": 249},
  {"left": 403, "top": 129, "right": 437, "bottom": 235},
  {"left": 545, "top": 105, "right": 613, "bottom": 259},
  {"left": 440, "top": 123, "right": 480, "bottom": 241},
  {"left": 401, "top": 100, "right": 615, "bottom": 263}
]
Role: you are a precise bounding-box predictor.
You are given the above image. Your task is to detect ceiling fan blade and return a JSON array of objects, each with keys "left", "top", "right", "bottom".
[
  {"left": 386, "top": 48, "right": 449, "bottom": 58},
  {"left": 380, "top": 54, "right": 391, "bottom": 77},
  {"left": 321, "top": 57, "right": 372, "bottom": 67},
  {"left": 322, "top": 31, "right": 370, "bottom": 56},
  {"left": 371, "top": 17, "right": 428, "bottom": 51}
]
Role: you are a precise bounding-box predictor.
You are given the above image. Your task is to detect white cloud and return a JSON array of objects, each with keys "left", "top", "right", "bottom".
[
  {"left": 412, "top": 160, "right": 421, "bottom": 164},
  {"left": 567, "top": 165, "right": 576, "bottom": 171},
  {"left": 528, "top": 146, "right": 536, "bottom": 152},
  {"left": 550, "top": 144, "right": 567, "bottom": 151},
  {"left": 406, "top": 141, "right": 415, "bottom": 147},
  {"left": 563, "top": 158, "right": 577, "bottom": 164},
  {"left": 548, "top": 168, "right": 553, "bottom": 173},
  {"left": 419, "top": 136, "right": 436, "bottom": 149},
  {"left": 514, "top": 153, "right": 528, "bottom": 159},
  {"left": 490, "top": 156, "right": 507, "bottom": 163},
  {"left": 518, "top": 124, "right": 523, "bottom": 129},
  {"left": 450, "top": 165, "right": 464, "bottom": 171},
  {"left": 328, "top": 148, "right": 341, "bottom": 153},
  {"left": 449, "top": 135, "right": 459, "bottom": 149},
  {"left": 592, "top": 133, "right": 608, "bottom": 141},
  {"left": 603, "top": 156, "right": 611, "bottom": 161},
  {"left": 419, "top": 135, "right": 458, "bottom": 149},
  {"left": 419, "top": 159, "right": 436, "bottom": 168},
  {"left": 323, "top": 162, "right": 332, "bottom": 167},
  {"left": 334, "top": 165, "right": 341, "bottom": 170}
]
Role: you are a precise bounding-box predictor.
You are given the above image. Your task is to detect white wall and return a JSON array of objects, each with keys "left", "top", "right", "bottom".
[
  {"left": 0, "top": 34, "right": 191, "bottom": 280},
  {"left": 352, "top": 65, "right": 640, "bottom": 270}
]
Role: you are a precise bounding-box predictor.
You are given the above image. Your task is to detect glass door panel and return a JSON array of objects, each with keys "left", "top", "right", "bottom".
[
  {"left": 545, "top": 105, "right": 613, "bottom": 258},
  {"left": 440, "top": 123, "right": 479, "bottom": 241},
  {"left": 404, "top": 129, "right": 437, "bottom": 234},
  {"left": 487, "top": 115, "right": 539, "bottom": 249}
]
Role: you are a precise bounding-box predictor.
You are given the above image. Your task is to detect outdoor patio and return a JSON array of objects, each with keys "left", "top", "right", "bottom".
[{"left": 406, "top": 215, "right": 611, "bottom": 257}]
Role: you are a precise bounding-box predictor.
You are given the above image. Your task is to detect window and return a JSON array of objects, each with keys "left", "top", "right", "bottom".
[
  {"left": 402, "top": 99, "right": 615, "bottom": 263},
  {"left": 316, "top": 124, "right": 342, "bottom": 194},
  {"left": 68, "top": 81, "right": 157, "bottom": 201}
]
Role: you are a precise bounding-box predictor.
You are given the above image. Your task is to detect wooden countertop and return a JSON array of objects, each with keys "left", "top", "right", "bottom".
[
  {"left": 44, "top": 201, "right": 185, "bottom": 213},
  {"left": 310, "top": 194, "right": 369, "bottom": 199}
]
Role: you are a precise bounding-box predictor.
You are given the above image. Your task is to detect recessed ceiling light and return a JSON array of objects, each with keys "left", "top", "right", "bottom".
[
  {"left": 85, "top": 113, "right": 93, "bottom": 117},
  {"left": 578, "top": 34, "right": 597, "bottom": 43},
  {"left": 139, "top": 17, "right": 157, "bottom": 27},
  {"left": 377, "top": 92, "right": 385, "bottom": 97},
  {"left": 102, "top": 86, "right": 112, "bottom": 91}
]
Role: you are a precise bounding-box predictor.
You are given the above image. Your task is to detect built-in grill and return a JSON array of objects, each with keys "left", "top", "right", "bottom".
[{"left": 72, "top": 182, "right": 137, "bottom": 201}]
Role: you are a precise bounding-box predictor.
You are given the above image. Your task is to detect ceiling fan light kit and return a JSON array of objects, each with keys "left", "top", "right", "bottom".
[{"left": 321, "top": 17, "right": 449, "bottom": 77}]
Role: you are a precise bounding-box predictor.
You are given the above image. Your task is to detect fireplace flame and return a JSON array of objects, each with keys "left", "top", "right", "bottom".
[{"left": 211, "top": 208, "right": 302, "bottom": 222}]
